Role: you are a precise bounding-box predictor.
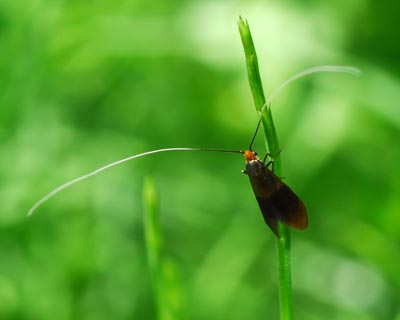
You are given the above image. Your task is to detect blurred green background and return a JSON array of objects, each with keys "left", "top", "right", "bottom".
[{"left": 1, "top": 0, "right": 399, "bottom": 319}]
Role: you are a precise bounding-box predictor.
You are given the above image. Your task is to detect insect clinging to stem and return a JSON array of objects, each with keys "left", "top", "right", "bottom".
[{"left": 27, "top": 65, "right": 361, "bottom": 236}]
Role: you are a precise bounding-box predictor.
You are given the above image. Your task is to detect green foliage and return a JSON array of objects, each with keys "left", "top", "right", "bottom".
[{"left": 1, "top": 1, "right": 399, "bottom": 319}]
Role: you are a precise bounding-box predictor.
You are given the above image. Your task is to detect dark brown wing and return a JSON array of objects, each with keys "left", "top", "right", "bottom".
[
  {"left": 266, "top": 170, "right": 308, "bottom": 230},
  {"left": 252, "top": 191, "right": 280, "bottom": 235},
  {"left": 246, "top": 160, "right": 308, "bottom": 235}
]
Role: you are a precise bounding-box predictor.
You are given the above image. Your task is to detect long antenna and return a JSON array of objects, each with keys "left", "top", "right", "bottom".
[
  {"left": 247, "top": 65, "right": 361, "bottom": 150},
  {"left": 248, "top": 117, "right": 262, "bottom": 150},
  {"left": 27, "top": 147, "right": 243, "bottom": 217},
  {"left": 28, "top": 65, "right": 361, "bottom": 217}
]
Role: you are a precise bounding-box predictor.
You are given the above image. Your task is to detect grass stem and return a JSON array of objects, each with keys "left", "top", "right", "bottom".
[
  {"left": 238, "top": 16, "right": 294, "bottom": 320},
  {"left": 143, "top": 177, "right": 185, "bottom": 320}
]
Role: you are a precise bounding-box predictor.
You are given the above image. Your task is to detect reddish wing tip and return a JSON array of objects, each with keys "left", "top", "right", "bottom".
[{"left": 286, "top": 202, "right": 308, "bottom": 230}]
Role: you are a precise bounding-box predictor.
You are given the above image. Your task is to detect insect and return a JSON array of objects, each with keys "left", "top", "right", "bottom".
[
  {"left": 243, "top": 149, "right": 307, "bottom": 236},
  {"left": 27, "top": 66, "right": 360, "bottom": 236}
]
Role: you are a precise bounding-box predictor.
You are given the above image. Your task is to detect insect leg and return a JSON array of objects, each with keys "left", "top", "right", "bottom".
[
  {"left": 262, "top": 153, "right": 272, "bottom": 164},
  {"left": 265, "top": 160, "right": 274, "bottom": 172}
]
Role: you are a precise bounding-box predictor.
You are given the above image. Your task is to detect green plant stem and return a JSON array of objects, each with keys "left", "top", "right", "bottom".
[
  {"left": 143, "top": 177, "right": 165, "bottom": 318},
  {"left": 238, "top": 17, "right": 294, "bottom": 320},
  {"left": 143, "top": 177, "right": 185, "bottom": 320}
]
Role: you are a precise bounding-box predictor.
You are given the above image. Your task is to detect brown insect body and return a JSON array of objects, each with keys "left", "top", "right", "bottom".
[{"left": 243, "top": 150, "right": 308, "bottom": 236}]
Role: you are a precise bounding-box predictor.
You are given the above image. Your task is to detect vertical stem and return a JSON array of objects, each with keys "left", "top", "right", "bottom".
[
  {"left": 238, "top": 17, "right": 294, "bottom": 320},
  {"left": 277, "top": 224, "right": 293, "bottom": 320},
  {"left": 143, "top": 177, "right": 165, "bottom": 319},
  {"left": 143, "top": 177, "right": 185, "bottom": 320}
]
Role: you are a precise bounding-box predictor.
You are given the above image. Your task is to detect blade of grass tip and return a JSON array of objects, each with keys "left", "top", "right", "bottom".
[
  {"left": 143, "top": 177, "right": 185, "bottom": 320},
  {"left": 238, "top": 16, "right": 266, "bottom": 111},
  {"left": 238, "top": 16, "right": 282, "bottom": 174},
  {"left": 238, "top": 16, "right": 294, "bottom": 320}
]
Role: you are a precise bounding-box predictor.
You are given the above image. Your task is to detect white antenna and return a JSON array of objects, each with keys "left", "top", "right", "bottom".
[
  {"left": 27, "top": 65, "right": 361, "bottom": 217},
  {"left": 249, "top": 65, "right": 361, "bottom": 147},
  {"left": 261, "top": 65, "right": 361, "bottom": 116},
  {"left": 27, "top": 148, "right": 242, "bottom": 216}
]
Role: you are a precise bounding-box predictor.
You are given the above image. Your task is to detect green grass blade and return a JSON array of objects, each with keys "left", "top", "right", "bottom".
[
  {"left": 238, "top": 16, "right": 294, "bottom": 320},
  {"left": 143, "top": 177, "right": 185, "bottom": 320}
]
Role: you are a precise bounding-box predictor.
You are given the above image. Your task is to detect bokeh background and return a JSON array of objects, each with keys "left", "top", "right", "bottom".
[{"left": 1, "top": 1, "right": 399, "bottom": 319}]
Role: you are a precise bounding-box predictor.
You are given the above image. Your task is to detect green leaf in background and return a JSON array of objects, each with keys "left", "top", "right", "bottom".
[{"left": 143, "top": 177, "right": 185, "bottom": 320}]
